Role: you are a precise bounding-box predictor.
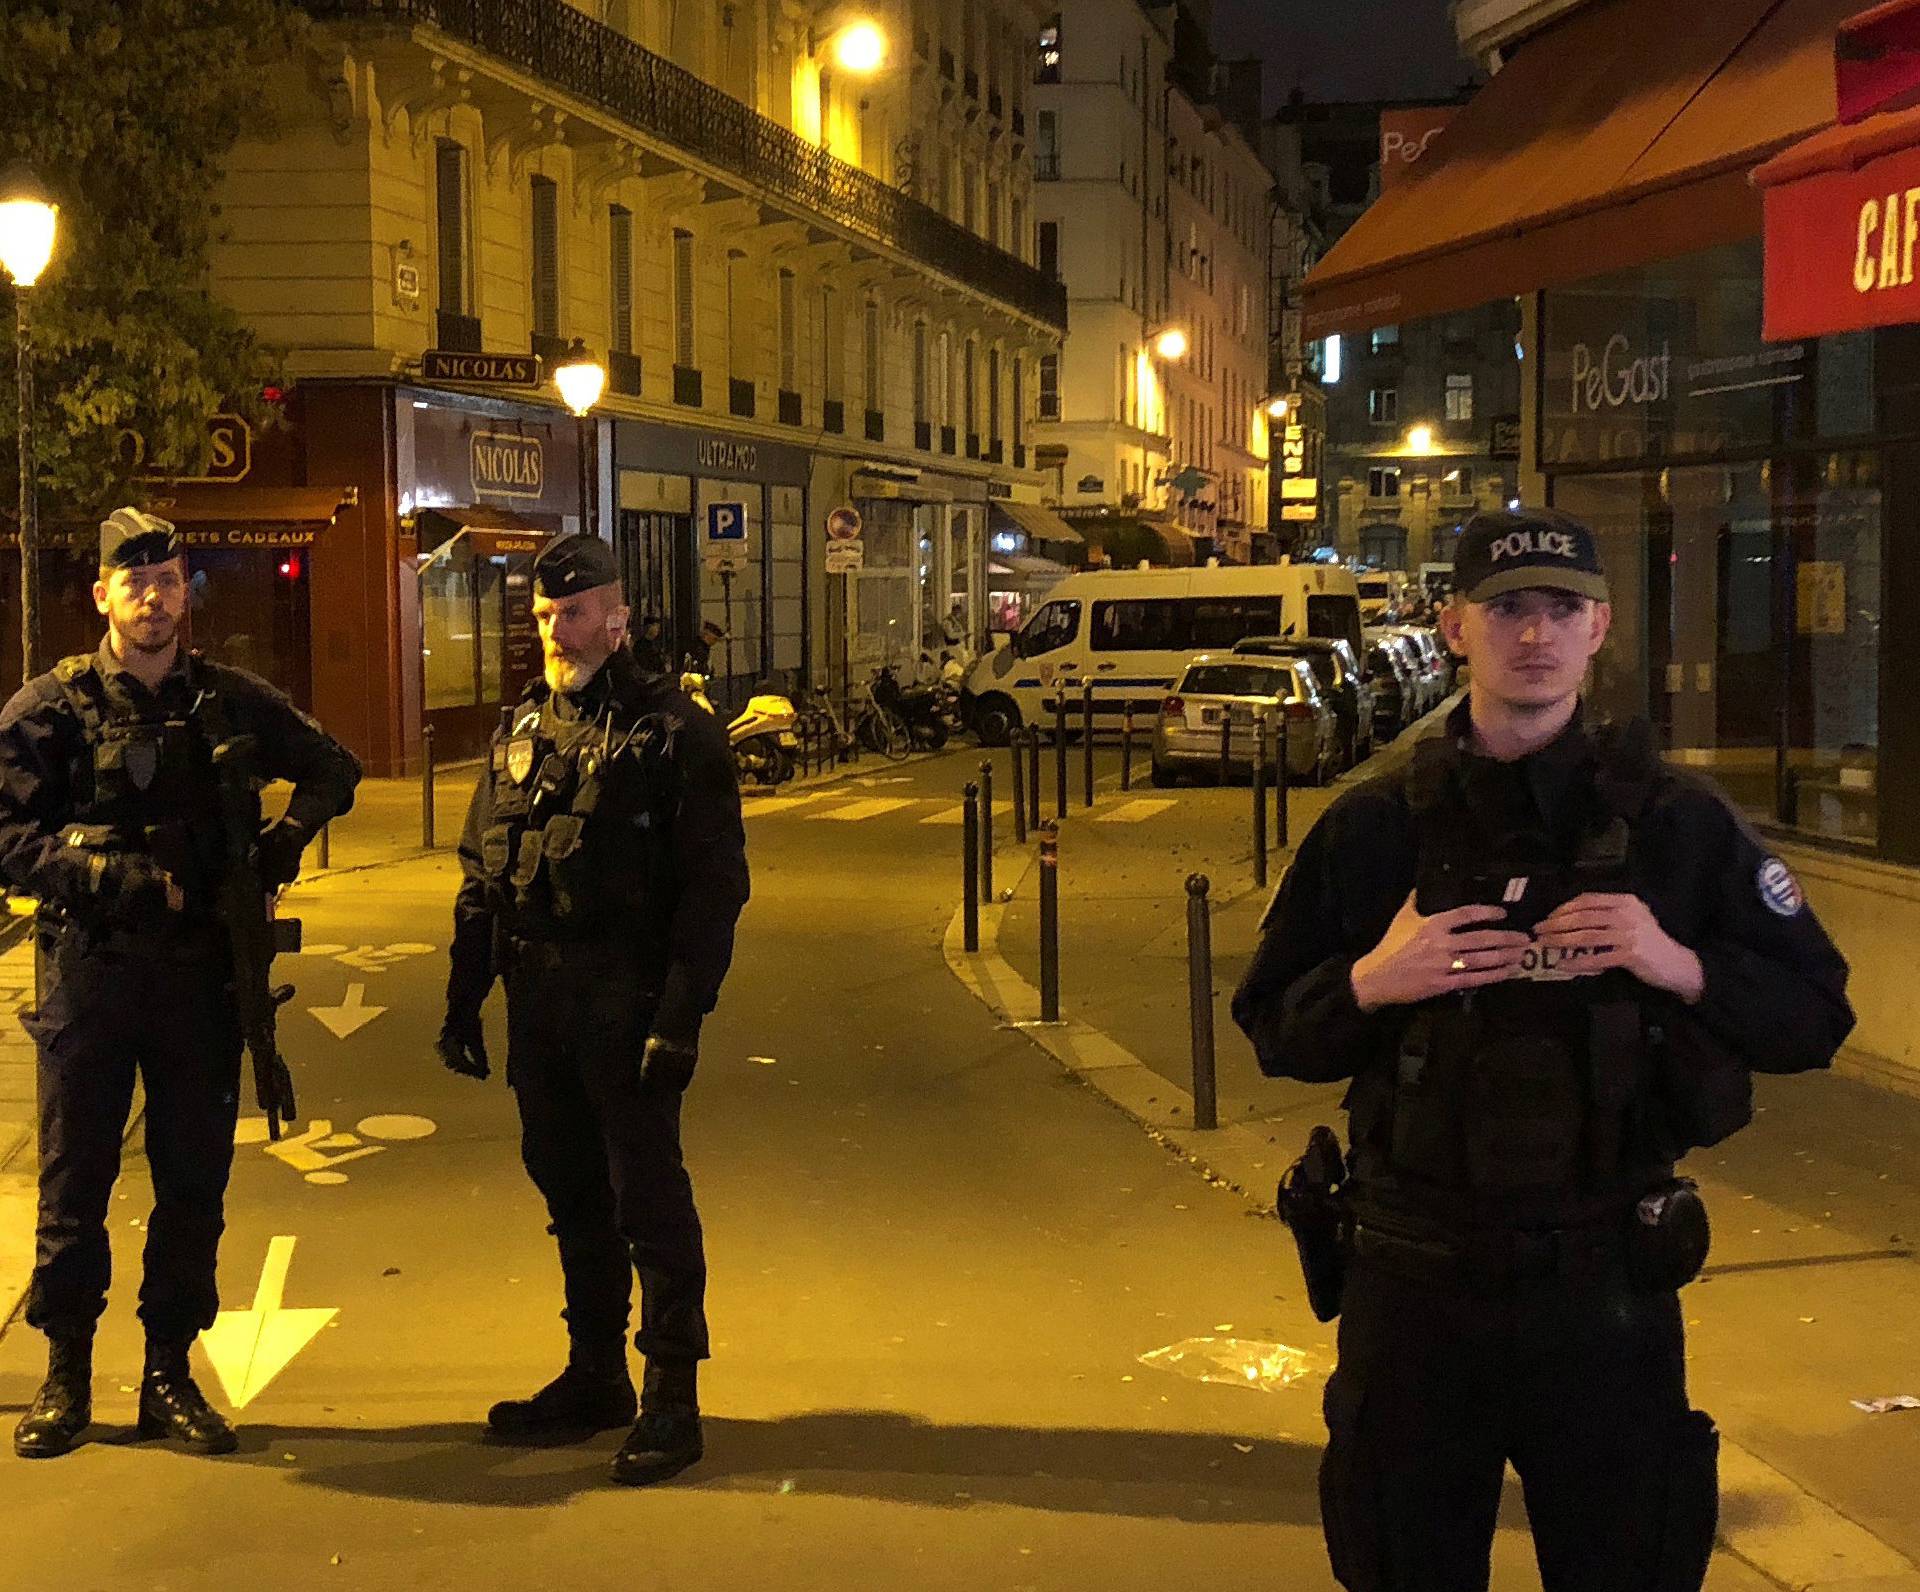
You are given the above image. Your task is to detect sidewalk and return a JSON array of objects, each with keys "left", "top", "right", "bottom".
[{"left": 948, "top": 710, "right": 1920, "bottom": 1590}]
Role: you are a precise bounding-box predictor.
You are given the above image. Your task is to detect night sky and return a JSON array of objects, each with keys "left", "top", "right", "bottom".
[{"left": 1212, "top": 0, "right": 1469, "bottom": 110}]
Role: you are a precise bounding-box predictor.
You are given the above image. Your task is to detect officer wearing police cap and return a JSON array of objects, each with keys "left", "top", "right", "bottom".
[
  {"left": 1233, "top": 507, "right": 1854, "bottom": 1591},
  {"left": 0, "top": 506, "right": 360, "bottom": 1459},
  {"left": 441, "top": 531, "right": 749, "bottom": 1486}
]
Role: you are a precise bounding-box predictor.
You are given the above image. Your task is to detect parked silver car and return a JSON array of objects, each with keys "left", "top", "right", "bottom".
[{"left": 1151, "top": 654, "right": 1339, "bottom": 786}]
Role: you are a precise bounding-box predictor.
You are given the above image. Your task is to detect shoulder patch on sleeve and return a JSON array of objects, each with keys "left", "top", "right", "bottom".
[{"left": 1757, "top": 857, "right": 1806, "bottom": 917}]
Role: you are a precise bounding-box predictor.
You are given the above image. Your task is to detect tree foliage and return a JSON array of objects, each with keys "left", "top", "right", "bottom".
[{"left": 1, "top": 1, "right": 304, "bottom": 522}]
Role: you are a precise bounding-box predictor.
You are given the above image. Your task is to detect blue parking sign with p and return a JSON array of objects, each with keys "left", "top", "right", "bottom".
[{"left": 707, "top": 501, "right": 748, "bottom": 542}]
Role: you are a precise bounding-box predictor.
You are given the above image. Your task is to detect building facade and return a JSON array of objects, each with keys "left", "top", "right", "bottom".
[
  {"left": 39, "top": 0, "right": 1067, "bottom": 772},
  {"left": 1027, "top": 0, "right": 1273, "bottom": 568},
  {"left": 1300, "top": 0, "right": 1920, "bottom": 1088}
]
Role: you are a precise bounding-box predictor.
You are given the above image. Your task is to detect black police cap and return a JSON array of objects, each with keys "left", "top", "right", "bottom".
[
  {"left": 531, "top": 533, "right": 620, "bottom": 598},
  {"left": 1451, "top": 507, "right": 1608, "bottom": 604},
  {"left": 99, "top": 507, "right": 183, "bottom": 571}
]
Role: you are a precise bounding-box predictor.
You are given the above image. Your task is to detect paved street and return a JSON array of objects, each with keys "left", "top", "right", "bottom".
[{"left": 0, "top": 745, "right": 1907, "bottom": 1590}]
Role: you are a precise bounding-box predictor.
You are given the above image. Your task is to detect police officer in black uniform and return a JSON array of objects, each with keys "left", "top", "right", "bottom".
[
  {"left": 1233, "top": 508, "right": 1854, "bottom": 1592},
  {"left": 441, "top": 533, "right": 749, "bottom": 1486},
  {"left": 0, "top": 507, "right": 361, "bottom": 1459}
]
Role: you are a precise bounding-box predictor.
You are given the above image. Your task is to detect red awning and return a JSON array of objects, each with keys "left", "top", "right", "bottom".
[
  {"left": 1302, "top": 0, "right": 1858, "bottom": 340},
  {"left": 1754, "top": 2, "right": 1920, "bottom": 337}
]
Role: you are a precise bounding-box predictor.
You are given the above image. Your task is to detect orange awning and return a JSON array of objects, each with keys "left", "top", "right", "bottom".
[{"left": 1303, "top": 0, "right": 1858, "bottom": 340}]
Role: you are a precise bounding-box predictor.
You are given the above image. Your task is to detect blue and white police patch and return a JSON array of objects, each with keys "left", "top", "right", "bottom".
[{"left": 1757, "top": 857, "right": 1805, "bottom": 917}]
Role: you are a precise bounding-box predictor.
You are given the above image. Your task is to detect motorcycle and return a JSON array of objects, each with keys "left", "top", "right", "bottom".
[
  {"left": 681, "top": 669, "right": 799, "bottom": 785},
  {"left": 871, "top": 664, "right": 951, "bottom": 751}
]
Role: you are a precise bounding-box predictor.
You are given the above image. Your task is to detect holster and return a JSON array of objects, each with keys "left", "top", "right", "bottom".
[
  {"left": 1278, "top": 1124, "right": 1352, "bottom": 1322},
  {"left": 1625, "top": 1176, "right": 1711, "bottom": 1292}
]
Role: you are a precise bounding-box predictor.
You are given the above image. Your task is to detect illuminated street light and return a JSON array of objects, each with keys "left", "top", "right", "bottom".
[
  {"left": 0, "top": 164, "right": 59, "bottom": 288},
  {"left": 1406, "top": 423, "right": 1436, "bottom": 455},
  {"left": 2, "top": 162, "right": 59, "bottom": 683},
  {"left": 831, "top": 19, "right": 888, "bottom": 73},
  {"left": 552, "top": 338, "right": 607, "bottom": 537},
  {"left": 553, "top": 338, "right": 607, "bottom": 417},
  {"left": 1265, "top": 396, "right": 1291, "bottom": 419},
  {"left": 1152, "top": 326, "right": 1189, "bottom": 361}
]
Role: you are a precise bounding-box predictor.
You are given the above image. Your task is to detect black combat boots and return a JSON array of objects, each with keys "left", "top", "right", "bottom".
[
  {"left": 487, "top": 1343, "right": 638, "bottom": 1438},
  {"left": 13, "top": 1332, "right": 94, "bottom": 1458},
  {"left": 610, "top": 1359, "right": 703, "bottom": 1486},
  {"left": 137, "top": 1339, "right": 238, "bottom": 1454}
]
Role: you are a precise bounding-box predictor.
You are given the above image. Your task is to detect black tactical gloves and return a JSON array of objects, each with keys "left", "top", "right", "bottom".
[
  {"left": 438, "top": 1015, "right": 490, "bottom": 1080},
  {"left": 640, "top": 1035, "right": 698, "bottom": 1093},
  {"left": 255, "top": 818, "right": 312, "bottom": 892}
]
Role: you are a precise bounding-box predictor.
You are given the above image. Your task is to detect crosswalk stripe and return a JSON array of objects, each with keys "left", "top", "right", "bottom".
[
  {"left": 1094, "top": 798, "right": 1177, "bottom": 824},
  {"left": 741, "top": 794, "right": 830, "bottom": 817},
  {"left": 920, "top": 801, "right": 1015, "bottom": 826},
  {"left": 806, "top": 798, "right": 917, "bottom": 821}
]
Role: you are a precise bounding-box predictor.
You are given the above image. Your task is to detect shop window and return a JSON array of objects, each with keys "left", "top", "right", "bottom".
[
  {"left": 530, "top": 176, "right": 560, "bottom": 340},
  {"left": 1446, "top": 373, "right": 1474, "bottom": 422}
]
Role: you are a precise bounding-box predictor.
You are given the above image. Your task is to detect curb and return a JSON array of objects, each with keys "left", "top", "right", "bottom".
[{"left": 939, "top": 718, "right": 1920, "bottom": 1592}]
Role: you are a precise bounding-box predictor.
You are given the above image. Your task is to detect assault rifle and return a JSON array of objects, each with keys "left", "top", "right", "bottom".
[{"left": 210, "top": 735, "right": 301, "bottom": 1142}]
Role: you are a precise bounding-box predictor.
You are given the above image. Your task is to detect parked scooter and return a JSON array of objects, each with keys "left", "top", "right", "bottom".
[
  {"left": 680, "top": 669, "right": 800, "bottom": 785},
  {"left": 872, "top": 663, "right": 951, "bottom": 751}
]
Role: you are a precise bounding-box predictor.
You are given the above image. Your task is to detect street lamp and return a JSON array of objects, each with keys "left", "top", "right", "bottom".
[
  {"left": 552, "top": 338, "right": 607, "bottom": 538},
  {"left": 1265, "top": 396, "right": 1291, "bottom": 419},
  {"left": 830, "top": 19, "right": 887, "bottom": 73},
  {"left": 1406, "top": 423, "right": 1436, "bottom": 456},
  {"left": 1, "top": 162, "right": 59, "bottom": 685},
  {"left": 1152, "top": 326, "right": 1189, "bottom": 361}
]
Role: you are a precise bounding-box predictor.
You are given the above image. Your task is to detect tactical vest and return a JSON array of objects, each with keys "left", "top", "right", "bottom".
[
  {"left": 49, "top": 652, "right": 239, "bottom": 905},
  {"left": 1346, "top": 722, "right": 1677, "bottom": 1217},
  {"left": 477, "top": 680, "right": 679, "bottom": 942}
]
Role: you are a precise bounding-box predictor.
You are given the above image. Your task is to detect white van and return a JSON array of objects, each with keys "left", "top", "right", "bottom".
[{"left": 963, "top": 563, "right": 1364, "bottom": 745}]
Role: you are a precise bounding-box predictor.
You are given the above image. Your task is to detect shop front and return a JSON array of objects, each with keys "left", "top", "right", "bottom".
[
  {"left": 614, "top": 421, "right": 811, "bottom": 705},
  {"left": 986, "top": 498, "right": 1084, "bottom": 634},
  {"left": 402, "top": 391, "right": 587, "bottom": 760},
  {"left": 843, "top": 466, "right": 987, "bottom": 676}
]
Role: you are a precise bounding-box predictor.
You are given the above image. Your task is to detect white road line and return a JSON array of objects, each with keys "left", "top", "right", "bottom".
[
  {"left": 921, "top": 801, "right": 1014, "bottom": 826},
  {"left": 741, "top": 793, "right": 832, "bottom": 817},
  {"left": 806, "top": 798, "right": 918, "bottom": 822},
  {"left": 1095, "top": 798, "right": 1177, "bottom": 823}
]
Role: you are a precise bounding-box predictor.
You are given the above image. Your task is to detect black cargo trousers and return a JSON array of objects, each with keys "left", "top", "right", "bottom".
[
  {"left": 24, "top": 929, "right": 243, "bottom": 1341},
  {"left": 1319, "top": 1252, "right": 1719, "bottom": 1592},
  {"left": 503, "top": 942, "right": 709, "bottom": 1364}
]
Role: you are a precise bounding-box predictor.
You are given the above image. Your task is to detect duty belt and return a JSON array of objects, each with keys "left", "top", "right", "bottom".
[{"left": 1350, "top": 1216, "right": 1625, "bottom": 1284}]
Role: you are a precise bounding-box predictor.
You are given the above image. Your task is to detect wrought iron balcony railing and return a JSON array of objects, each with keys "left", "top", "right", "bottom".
[{"left": 305, "top": 0, "right": 1067, "bottom": 330}]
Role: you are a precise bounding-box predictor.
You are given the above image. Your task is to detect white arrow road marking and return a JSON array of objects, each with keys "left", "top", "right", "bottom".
[
  {"left": 200, "top": 1236, "right": 337, "bottom": 1409},
  {"left": 307, "top": 983, "right": 387, "bottom": 1039}
]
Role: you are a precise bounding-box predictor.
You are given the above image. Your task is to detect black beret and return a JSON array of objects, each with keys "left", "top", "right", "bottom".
[
  {"left": 532, "top": 533, "right": 620, "bottom": 597},
  {"left": 100, "top": 507, "right": 183, "bottom": 570}
]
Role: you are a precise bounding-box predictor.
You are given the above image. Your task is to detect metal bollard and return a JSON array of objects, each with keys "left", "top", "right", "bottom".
[
  {"left": 1026, "top": 726, "right": 1041, "bottom": 823},
  {"left": 1275, "top": 713, "right": 1291, "bottom": 849},
  {"left": 1039, "top": 822, "right": 1060, "bottom": 1022},
  {"left": 1121, "top": 704, "right": 1134, "bottom": 792},
  {"left": 978, "top": 758, "right": 995, "bottom": 903},
  {"left": 962, "top": 780, "right": 980, "bottom": 954},
  {"left": 1218, "top": 711, "right": 1232, "bottom": 784},
  {"left": 1251, "top": 708, "right": 1269, "bottom": 890},
  {"left": 421, "top": 722, "right": 437, "bottom": 850},
  {"left": 317, "top": 821, "right": 331, "bottom": 871},
  {"left": 1081, "top": 679, "right": 1096, "bottom": 808},
  {"left": 1010, "top": 731, "right": 1028, "bottom": 846},
  {"left": 1053, "top": 693, "right": 1068, "bottom": 820},
  {"left": 1186, "top": 874, "right": 1218, "bottom": 1130}
]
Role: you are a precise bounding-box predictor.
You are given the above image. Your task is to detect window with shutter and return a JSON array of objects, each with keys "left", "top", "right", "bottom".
[
  {"left": 819, "top": 284, "right": 837, "bottom": 400},
  {"left": 609, "top": 205, "right": 633, "bottom": 355},
  {"left": 913, "top": 322, "right": 928, "bottom": 423},
  {"left": 435, "top": 142, "right": 467, "bottom": 317},
  {"left": 988, "top": 348, "right": 1001, "bottom": 443},
  {"left": 530, "top": 177, "right": 560, "bottom": 338},
  {"left": 673, "top": 230, "right": 695, "bottom": 368},
  {"left": 778, "top": 268, "right": 797, "bottom": 392},
  {"left": 864, "top": 297, "right": 881, "bottom": 412}
]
